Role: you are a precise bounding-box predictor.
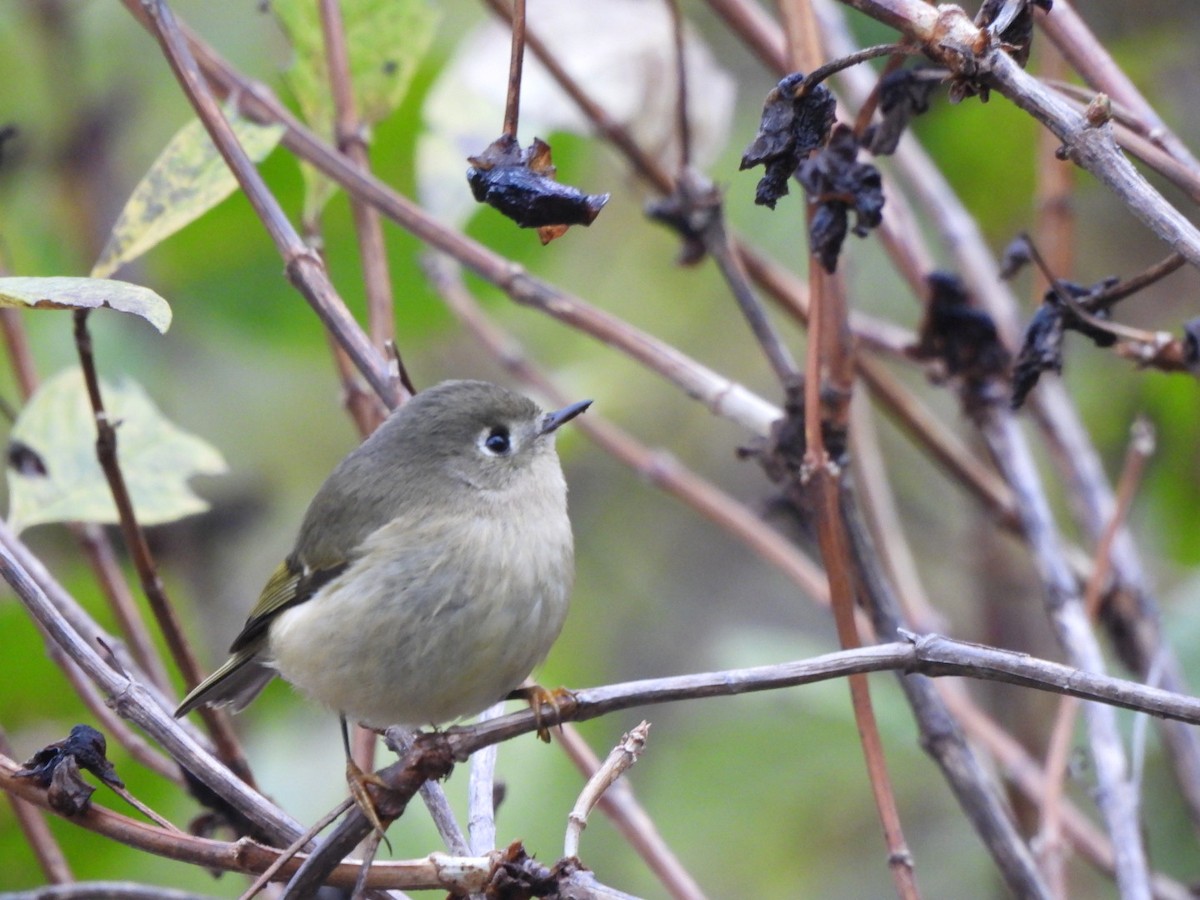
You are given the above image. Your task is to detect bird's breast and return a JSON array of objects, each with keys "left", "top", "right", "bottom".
[{"left": 268, "top": 489, "right": 574, "bottom": 728}]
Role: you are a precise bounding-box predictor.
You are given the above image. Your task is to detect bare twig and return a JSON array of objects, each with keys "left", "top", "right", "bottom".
[
  {"left": 130, "top": 0, "right": 399, "bottom": 408},
  {"left": 563, "top": 723, "right": 650, "bottom": 859},
  {"left": 0, "top": 729, "right": 73, "bottom": 884},
  {"left": 467, "top": 702, "right": 504, "bottom": 856},
  {"left": 556, "top": 725, "right": 706, "bottom": 900},
  {"left": 385, "top": 726, "right": 471, "bottom": 856},
  {"left": 0, "top": 523, "right": 303, "bottom": 845},
  {"left": 239, "top": 799, "right": 353, "bottom": 900},
  {"left": 981, "top": 409, "right": 1151, "bottom": 899},
  {"left": 72, "top": 310, "right": 256, "bottom": 789},
  {"left": 317, "top": 0, "right": 396, "bottom": 351},
  {"left": 502, "top": 0, "right": 526, "bottom": 138},
  {"left": 1037, "top": 0, "right": 1200, "bottom": 170},
  {"left": 664, "top": 0, "right": 691, "bottom": 169}
]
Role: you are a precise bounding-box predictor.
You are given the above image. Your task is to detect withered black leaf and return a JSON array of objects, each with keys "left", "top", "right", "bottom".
[
  {"left": 998, "top": 233, "right": 1035, "bottom": 280},
  {"left": 976, "top": 0, "right": 1053, "bottom": 67},
  {"left": 17, "top": 724, "right": 123, "bottom": 816},
  {"left": 798, "top": 125, "right": 884, "bottom": 272},
  {"left": 467, "top": 134, "right": 609, "bottom": 243},
  {"left": 865, "top": 68, "right": 941, "bottom": 156},
  {"left": 644, "top": 171, "right": 723, "bottom": 267},
  {"left": 1182, "top": 317, "right": 1200, "bottom": 369},
  {"left": 7, "top": 439, "right": 47, "bottom": 476},
  {"left": 910, "top": 272, "right": 1010, "bottom": 385},
  {"left": 740, "top": 72, "right": 836, "bottom": 209},
  {"left": 1011, "top": 278, "right": 1118, "bottom": 408}
]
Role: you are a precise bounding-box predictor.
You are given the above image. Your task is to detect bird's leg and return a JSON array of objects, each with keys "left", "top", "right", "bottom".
[
  {"left": 506, "top": 683, "right": 577, "bottom": 742},
  {"left": 341, "top": 715, "right": 393, "bottom": 850}
]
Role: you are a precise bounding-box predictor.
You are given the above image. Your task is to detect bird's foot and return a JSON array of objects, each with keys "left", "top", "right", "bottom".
[
  {"left": 507, "top": 684, "right": 577, "bottom": 742},
  {"left": 345, "top": 757, "right": 393, "bottom": 851}
]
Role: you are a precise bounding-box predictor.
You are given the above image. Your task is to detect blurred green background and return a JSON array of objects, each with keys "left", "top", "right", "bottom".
[{"left": 2, "top": 1, "right": 1200, "bottom": 897}]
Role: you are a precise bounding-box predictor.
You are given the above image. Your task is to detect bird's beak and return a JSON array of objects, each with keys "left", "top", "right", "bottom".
[{"left": 540, "top": 399, "right": 592, "bottom": 436}]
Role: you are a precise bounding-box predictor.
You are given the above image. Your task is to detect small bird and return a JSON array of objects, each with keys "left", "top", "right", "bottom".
[{"left": 176, "top": 380, "right": 590, "bottom": 831}]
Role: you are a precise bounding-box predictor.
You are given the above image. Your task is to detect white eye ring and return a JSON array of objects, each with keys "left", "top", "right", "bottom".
[{"left": 479, "top": 426, "right": 512, "bottom": 456}]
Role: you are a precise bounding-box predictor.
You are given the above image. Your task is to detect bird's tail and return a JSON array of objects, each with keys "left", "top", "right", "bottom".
[{"left": 175, "top": 650, "right": 275, "bottom": 717}]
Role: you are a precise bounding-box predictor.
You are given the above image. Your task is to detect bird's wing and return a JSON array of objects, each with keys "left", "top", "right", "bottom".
[{"left": 228, "top": 556, "right": 349, "bottom": 653}]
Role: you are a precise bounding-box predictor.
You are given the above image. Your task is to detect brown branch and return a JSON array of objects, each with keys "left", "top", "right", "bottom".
[
  {"left": 0, "top": 754, "right": 490, "bottom": 893},
  {"left": 664, "top": 0, "right": 691, "bottom": 169},
  {"left": 502, "top": 0, "right": 526, "bottom": 138},
  {"left": 128, "top": 0, "right": 398, "bottom": 408},
  {"left": 0, "top": 523, "right": 303, "bottom": 847},
  {"left": 71, "top": 310, "right": 256, "bottom": 790},
  {"left": 0, "top": 729, "right": 73, "bottom": 884},
  {"left": 800, "top": 141, "right": 919, "bottom": 898},
  {"left": 317, "top": 0, "right": 396, "bottom": 352}
]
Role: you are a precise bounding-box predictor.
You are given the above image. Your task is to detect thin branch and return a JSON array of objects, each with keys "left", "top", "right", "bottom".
[
  {"left": 1, "top": 308, "right": 172, "bottom": 696},
  {"left": 678, "top": 170, "right": 802, "bottom": 383},
  {"left": 72, "top": 310, "right": 256, "bottom": 790},
  {"left": 981, "top": 409, "right": 1151, "bottom": 899},
  {"left": 0, "top": 753, "right": 491, "bottom": 893},
  {"left": 0, "top": 729, "right": 73, "bottom": 884},
  {"left": 130, "top": 0, "right": 399, "bottom": 408},
  {"left": 502, "top": 0, "right": 526, "bottom": 138},
  {"left": 0, "top": 522, "right": 304, "bottom": 846},
  {"left": 664, "top": 0, "right": 691, "bottom": 169},
  {"left": 1036, "top": 0, "right": 1200, "bottom": 171},
  {"left": 467, "top": 702, "right": 504, "bottom": 856},
  {"left": 317, "top": 0, "right": 397, "bottom": 351},
  {"left": 563, "top": 723, "right": 650, "bottom": 859},
  {"left": 841, "top": 489, "right": 1051, "bottom": 899},
  {"left": 1090, "top": 252, "right": 1186, "bottom": 311},
  {"left": 555, "top": 725, "right": 706, "bottom": 900},
  {"left": 385, "top": 726, "right": 471, "bottom": 856},
  {"left": 239, "top": 799, "right": 352, "bottom": 900}
]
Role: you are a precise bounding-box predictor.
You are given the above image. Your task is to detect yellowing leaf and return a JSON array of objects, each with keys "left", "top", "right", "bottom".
[
  {"left": 91, "top": 115, "right": 284, "bottom": 279},
  {"left": 7, "top": 369, "right": 227, "bottom": 534},
  {"left": 272, "top": 0, "right": 436, "bottom": 223},
  {"left": 0, "top": 276, "right": 172, "bottom": 334}
]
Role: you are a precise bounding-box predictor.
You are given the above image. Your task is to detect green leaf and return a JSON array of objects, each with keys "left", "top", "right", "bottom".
[
  {"left": 0, "top": 276, "right": 172, "bottom": 333},
  {"left": 272, "top": 0, "right": 436, "bottom": 223},
  {"left": 7, "top": 369, "right": 227, "bottom": 534},
  {"left": 91, "top": 114, "right": 284, "bottom": 280}
]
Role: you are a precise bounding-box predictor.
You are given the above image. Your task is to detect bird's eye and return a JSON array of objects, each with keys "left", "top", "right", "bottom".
[{"left": 482, "top": 426, "right": 511, "bottom": 456}]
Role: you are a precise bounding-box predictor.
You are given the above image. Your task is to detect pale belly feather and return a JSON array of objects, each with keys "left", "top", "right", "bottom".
[{"left": 268, "top": 505, "right": 572, "bottom": 727}]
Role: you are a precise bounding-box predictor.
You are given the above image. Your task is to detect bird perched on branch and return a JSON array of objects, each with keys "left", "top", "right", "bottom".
[{"left": 177, "top": 379, "right": 590, "bottom": 834}]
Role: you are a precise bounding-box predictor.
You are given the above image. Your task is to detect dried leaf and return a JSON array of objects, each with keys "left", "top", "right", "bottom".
[
  {"left": 466, "top": 135, "right": 609, "bottom": 242},
  {"left": 998, "top": 233, "right": 1035, "bottom": 280},
  {"left": 976, "top": 0, "right": 1053, "bottom": 67},
  {"left": 0, "top": 277, "right": 171, "bottom": 334},
  {"left": 910, "top": 272, "right": 1010, "bottom": 383},
  {"left": 644, "top": 170, "right": 723, "bottom": 266},
  {"left": 417, "top": 0, "right": 734, "bottom": 228},
  {"left": 1011, "top": 302, "right": 1063, "bottom": 408},
  {"left": 91, "top": 115, "right": 284, "bottom": 279},
  {"left": 865, "top": 68, "right": 940, "bottom": 156},
  {"left": 16, "top": 725, "right": 123, "bottom": 816},
  {"left": 7, "top": 368, "right": 227, "bottom": 534},
  {"left": 1011, "top": 279, "right": 1118, "bottom": 408},
  {"left": 797, "top": 125, "right": 884, "bottom": 272},
  {"left": 1183, "top": 318, "right": 1200, "bottom": 369},
  {"left": 740, "top": 73, "right": 836, "bottom": 209}
]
